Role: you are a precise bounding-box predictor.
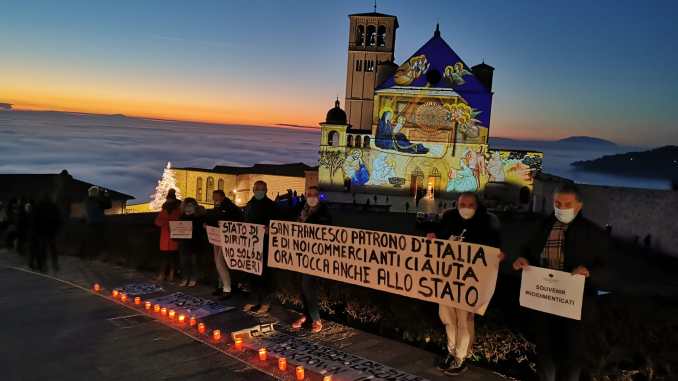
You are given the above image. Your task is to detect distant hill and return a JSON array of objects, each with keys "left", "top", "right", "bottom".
[
  {"left": 572, "top": 145, "right": 678, "bottom": 180},
  {"left": 557, "top": 136, "right": 617, "bottom": 148}
]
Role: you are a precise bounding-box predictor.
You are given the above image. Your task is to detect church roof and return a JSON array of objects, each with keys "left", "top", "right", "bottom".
[
  {"left": 176, "top": 163, "right": 316, "bottom": 178},
  {"left": 325, "top": 99, "right": 347, "bottom": 125},
  {"left": 376, "top": 29, "right": 493, "bottom": 128},
  {"left": 348, "top": 12, "right": 399, "bottom": 28},
  {"left": 0, "top": 172, "right": 134, "bottom": 201}
]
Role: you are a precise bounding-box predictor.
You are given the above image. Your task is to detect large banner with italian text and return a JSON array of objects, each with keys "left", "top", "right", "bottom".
[
  {"left": 220, "top": 220, "right": 266, "bottom": 275},
  {"left": 267, "top": 220, "right": 501, "bottom": 314}
]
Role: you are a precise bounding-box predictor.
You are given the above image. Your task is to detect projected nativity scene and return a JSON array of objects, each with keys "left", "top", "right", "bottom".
[{"left": 318, "top": 13, "right": 543, "bottom": 211}]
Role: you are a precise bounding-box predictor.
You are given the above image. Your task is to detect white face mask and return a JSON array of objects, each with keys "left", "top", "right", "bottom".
[
  {"left": 554, "top": 206, "right": 576, "bottom": 224},
  {"left": 458, "top": 208, "right": 476, "bottom": 220},
  {"left": 306, "top": 197, "right": 319, "bottom": 208}
]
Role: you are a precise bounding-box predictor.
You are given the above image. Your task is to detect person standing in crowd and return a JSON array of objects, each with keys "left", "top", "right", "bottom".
[
  {"left": 178, "top": 198, "right": 205, "bottom": 287},
  {"left": 16, "top": 198, "right": 31, "bottom": 255},
  {"left": 291, "top": 186, "right": 331, "bottom": 333},
  {"left": 426, "top": 192, "right": 503, "bottom": 375},
  {"left": 82, "top": 186, "right": 112, "bottom": 259},
  {"left": 29, "top": 194, "right": 63, "bottom": 272},
  {"left": 206, "top": 189, "right": 243, "bottom": 300},
  {"left": 154, "top": 189, "right": 181, "bottom": 282},
  {"left": 242, "top": 180, "right": 278, "bottom": 314},
  {"left": 513, "top": 183, "right": 608, "bottom": 381}
]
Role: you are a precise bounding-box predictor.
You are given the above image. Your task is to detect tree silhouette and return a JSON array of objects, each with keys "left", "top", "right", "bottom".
[{"left": 319, "top": 150, "right": 345, "bottom": 185}]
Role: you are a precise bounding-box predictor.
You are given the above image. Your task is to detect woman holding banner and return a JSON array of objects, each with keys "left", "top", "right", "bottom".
[
  {"left": 291, "top": 186, "right": 332, "bottom": 333},
  {"left": 426, "top": 192, "right": 502, "bottom": 376}
]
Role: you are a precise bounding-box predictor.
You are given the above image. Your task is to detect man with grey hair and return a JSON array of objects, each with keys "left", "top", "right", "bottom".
[{"left": 513, "top": 182, "right": 608, "bottom": 381}]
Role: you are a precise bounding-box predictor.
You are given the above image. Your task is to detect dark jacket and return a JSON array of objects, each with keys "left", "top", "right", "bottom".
[
  {"left": 205, "top": 198, "right": 243, "bottom": 226},
  {"left": 299, "top": 203, "right": 332, "bottom": 226},
  {"left": 85, "top": 195, "right": 112, "bottom": 225},
  {"left": 244, "top": 196, "right": 278, "bottom": 226},
  {"left": 179, "top": 210, "right": 206, "bottom": 252},
  {"left": 521, "top": 213, "right": 608, "bottom": 293},
  {"left": 32, "top": 199, "right": 62, "bottom": 238},
  {"left": 429, "top": 207, "right": 501, "bottom": 248}
]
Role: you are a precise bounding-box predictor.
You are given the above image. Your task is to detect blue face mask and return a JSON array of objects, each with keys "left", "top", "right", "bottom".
[{"left": 254, "top": 190, "right": 266, "bottom": 200}]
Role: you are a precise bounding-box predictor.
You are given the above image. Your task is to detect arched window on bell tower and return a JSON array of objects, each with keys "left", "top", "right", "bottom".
[
  {"left": 377, "top": 25, "right": 386, "bottom": 47},
  {"left": 367, "top": 25, "right": 376, "bottom": 46},
  {"left": 356, "top": 25, "right": 365, "bottom": 46}
]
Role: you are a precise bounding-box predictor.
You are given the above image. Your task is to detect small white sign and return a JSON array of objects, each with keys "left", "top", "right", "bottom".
[
  {"left": 519, "top": 266, "right": 586, "bottom": 320},
  {"left": 205, "top": 225, "right": 225, "bottom": 247},
  {"left": 169, "top": 220, "right": 192, "bottom": 239}
]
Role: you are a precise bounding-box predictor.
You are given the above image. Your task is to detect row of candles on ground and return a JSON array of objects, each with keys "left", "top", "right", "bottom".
[{"left": 95, "top": 283, "right": 332, "bottom": 381}]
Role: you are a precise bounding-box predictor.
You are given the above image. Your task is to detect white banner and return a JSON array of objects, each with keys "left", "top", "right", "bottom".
[
  {"left": 267, "top": 220, "right": 501, "bottom": 314},
  {"left": 205, "top": 225, "right": 225, "bottom": 247},
  {"left": 220, "top": 220, "right": 266, "bottom": 275},
  {"left": 519, "top": 266, "right": 586, "bottom": 320},
  {"left": 169, "top": 220, "right": 192, "bottom": 239}
]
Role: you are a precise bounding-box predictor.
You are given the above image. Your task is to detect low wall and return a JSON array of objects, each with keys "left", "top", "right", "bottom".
[
  {"left": 30, "top": 210, "right": 678, "bottom": 379},
  {"left": 534, "top": 176, "right": 678, "bottom": 258}
]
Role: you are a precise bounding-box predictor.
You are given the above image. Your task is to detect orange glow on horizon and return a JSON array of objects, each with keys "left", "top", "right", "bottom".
[{"left": 1, "top": 84, "right": 327, "bottom": 128}]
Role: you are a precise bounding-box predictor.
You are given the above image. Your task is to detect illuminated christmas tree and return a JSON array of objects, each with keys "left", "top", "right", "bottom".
[{"left": 150, "top": 162, "right": 181, "bottom": 211}]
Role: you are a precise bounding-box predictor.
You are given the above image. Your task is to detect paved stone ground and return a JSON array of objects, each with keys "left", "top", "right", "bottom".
[{"left": 0, "top": 249, "right": 510, "bottom": 381}]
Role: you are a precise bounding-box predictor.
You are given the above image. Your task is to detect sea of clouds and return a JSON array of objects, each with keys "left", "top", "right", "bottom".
[
  {"left": 0, "top": 111, "right": 668, "bottom": 202},
  {"left": 0, "top": 111, "right": 321, "bottom": 200}
]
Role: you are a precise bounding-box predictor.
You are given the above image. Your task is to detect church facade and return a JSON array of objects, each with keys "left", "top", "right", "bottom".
[{"left": 319, "top": 12, "right": 543, "bottom": 208}]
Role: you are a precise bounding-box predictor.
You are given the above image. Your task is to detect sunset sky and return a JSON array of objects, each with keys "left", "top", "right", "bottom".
[{"left": 1, "top": 0, "right": 676, "bottom": 145}]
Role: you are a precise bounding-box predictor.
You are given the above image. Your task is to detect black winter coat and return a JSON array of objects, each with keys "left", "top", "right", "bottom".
[
  {"left": 521, "top": 213, "right": 608, "bottom": 293},
  {"left": 430, "top": 207, "right": 501, "bottom": 248},
  {"left": 205, "top": 199, "right": 243, "bottom": 226},
  {"left": 300, "top": 203, "right": 332, "bottom": 226},
  {"left": 244, "top": 197, "right": 278, "bottom": 226}
]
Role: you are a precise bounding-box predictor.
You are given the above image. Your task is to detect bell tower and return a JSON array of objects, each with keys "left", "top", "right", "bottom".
[{"left": 345, "top": 10, "right": 398, "bottom": 132}]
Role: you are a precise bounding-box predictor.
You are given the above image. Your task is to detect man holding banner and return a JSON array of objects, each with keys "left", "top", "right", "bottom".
[
  {"left": 426, "top": 192, "right": 502, "bottom": 376},
  {"left": 242, "top": 180, "right": 278, "bottom": 314},
  {"left": 291, "top": 186, "right": 332, "bottom": 333},
  {"left": 206, "top": 189, "right": 243, "bottom": 299},
  {"left": 513, "top": 183, "right": 608, "bottom": 381}
]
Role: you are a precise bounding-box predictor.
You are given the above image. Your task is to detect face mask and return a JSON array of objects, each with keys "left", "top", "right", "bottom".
[
  {"left": 306, "top": 197, "right": 319, "bottom": 208},
  {"left": 554, "top": 206, "right": 576, "bottom": 224},
  {"left": 458, "top": 208, "right": 476, "bottom": 220},
  {"left": 184, "top": 205, "right": 196, "bottom": 215},
  {"left": 254, "top": 190, "right": 266, "bottom": 200}
]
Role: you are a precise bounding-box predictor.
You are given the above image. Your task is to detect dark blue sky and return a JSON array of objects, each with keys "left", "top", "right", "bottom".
[{"left": 1, "top": 0, "right": 676, "bottom": 145}]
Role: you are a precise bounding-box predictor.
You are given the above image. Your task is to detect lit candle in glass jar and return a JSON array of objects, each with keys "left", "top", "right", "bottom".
[
  {"left": 161, "top": 307, "right": 167, "bottom": 316},
  {"left": 278, "top": 357, "right": 287, "bottom": 371},
  {"left": 323, "top": 375, "right": 332, "bottom": 381},
  {"left": 144, "top": 301, "right": 152, "bottom": 310},
  {"left": 189, "top": 316, "right": 197, "bottom": 327},
  {"left": 234, "top": 337, "right": 243, "bottom": 351},
  {"left": 212, "top": 329, "right": 221, "bottom": 341},
  {"left": 154, "top": 304, "right": 161, "bottom": 313},
  {"left": 120, "top": 293, "right": 128, "bottom": 303},
  {"left": 258, "top": 348, "right": 267, "bottom": 361},
  {"left": 178, "top": 314, "right": 185, "bottom": 324},
  {"left": 134, "top": 297, "right": 141, "bottom": 305},
  {"left": 93, "top": 283, "right": 101, "bottom": 292},
  {"left": 168, "top": 310, "right": 176, "bottom": 320},
  {"left": 295, "top": 366, "right": 304, "bottom": 380},
  {"left": 112, "top": 289, "right": 119, "bottom": 298},
  {"left": 198, "top": 323, "right": 206, "bottom": 334}
]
